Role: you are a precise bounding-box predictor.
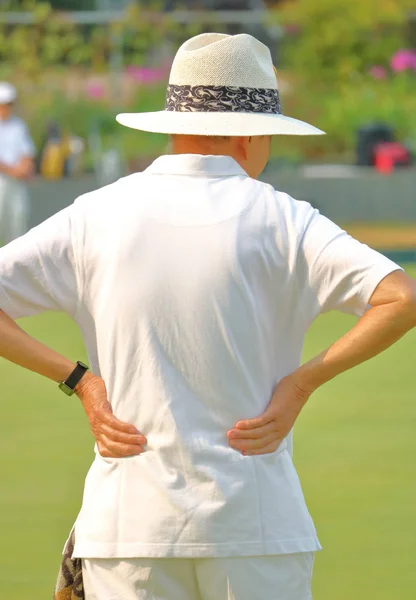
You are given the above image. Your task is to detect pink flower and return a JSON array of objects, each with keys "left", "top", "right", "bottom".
[
  {"left": 125, "top": 66, "right": 166, "bottom": 85},
  {"left": 86, "top": 82, "right": 105, "bottom": 100},
  {"left": 284, "top": 24, "right": 301, "bottom": 35},
  {"left": 390, "top": 49, "right": 416, "bottom": 73},
  {"left": 369, "top": 65, "right": 387, "bottom": 80}
]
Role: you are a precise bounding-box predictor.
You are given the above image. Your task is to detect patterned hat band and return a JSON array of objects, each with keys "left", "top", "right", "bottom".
[{"left": 165, "top": 84, "right": 282, "bottom": 115}]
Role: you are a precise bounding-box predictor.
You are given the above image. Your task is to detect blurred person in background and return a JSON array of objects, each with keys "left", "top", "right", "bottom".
[
  {"left": 1, "top": 34, "right": 416, "bottom": 600},
  {"left": 0, "top": 82, "right": 35, "bottom": 245}
]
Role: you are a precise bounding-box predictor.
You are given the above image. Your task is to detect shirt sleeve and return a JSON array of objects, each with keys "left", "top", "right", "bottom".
[
  {"left": 0, "top": 206, "right": 79, "bottom": 320},
  {"left": 17, "top": 121, "right": 36, "bottom": 159},
  {"left": 295, "top": 206, "right": 402, "bottom": 323}
]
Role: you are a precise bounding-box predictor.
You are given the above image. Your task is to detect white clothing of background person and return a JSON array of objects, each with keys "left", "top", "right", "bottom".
[{"left": 0, "top": 82, "right": 36, "bottom": 245}]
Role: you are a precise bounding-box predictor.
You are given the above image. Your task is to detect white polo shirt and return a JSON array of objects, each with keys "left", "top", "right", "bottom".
[{"left": 0, "top": 155, "right": 400, "bottom": 559}]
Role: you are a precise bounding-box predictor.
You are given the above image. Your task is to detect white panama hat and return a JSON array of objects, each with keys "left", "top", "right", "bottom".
[
  {"left": 0, "top": 81, "right": 17, "bottom": 105},
  {"left": 117, "top": 32, "right": 324, "bottom": 137}
]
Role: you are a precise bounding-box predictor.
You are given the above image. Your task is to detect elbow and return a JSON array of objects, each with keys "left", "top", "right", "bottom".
[{"left": 398, "top": 283, "right": 416, "bottom": 326}]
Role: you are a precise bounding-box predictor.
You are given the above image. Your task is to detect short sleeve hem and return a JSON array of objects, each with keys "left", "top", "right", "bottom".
[
  {"left": 356, "top": 263, "right": 403, "bottom": 317},
  {"left": 0, "top": 280, "right": 22, "bottom": 320}
]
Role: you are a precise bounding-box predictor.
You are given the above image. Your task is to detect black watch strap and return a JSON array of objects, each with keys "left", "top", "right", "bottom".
[{"left": 59, "top": 361, "right": 89, "bottom": 396}]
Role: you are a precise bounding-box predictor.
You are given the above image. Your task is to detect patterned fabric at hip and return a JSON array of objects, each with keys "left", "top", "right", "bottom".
[{"left": 53, "top": 529, "right": 84, "bottom": 600}]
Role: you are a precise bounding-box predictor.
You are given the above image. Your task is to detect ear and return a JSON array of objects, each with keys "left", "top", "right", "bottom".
[{"left": 237, "top": 137, "right": 251, "bottom": 160}]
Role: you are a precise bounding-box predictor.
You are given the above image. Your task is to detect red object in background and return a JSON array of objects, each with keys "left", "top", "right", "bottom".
[{"left": 373, "top": 142, "right": 412, "bottom": 174}]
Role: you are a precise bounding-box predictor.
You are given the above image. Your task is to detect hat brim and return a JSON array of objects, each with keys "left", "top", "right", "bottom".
[
  {"left": 0, "top": 94, "right": 16, "bottom": 105},
  {"left": 116, "top": 111, "right": 325, "bottom": 136}
]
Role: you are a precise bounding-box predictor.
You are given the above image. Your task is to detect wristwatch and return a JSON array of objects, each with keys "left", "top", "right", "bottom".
[{"left": 59, "top": 361, "right": 89, "bottom": 396}]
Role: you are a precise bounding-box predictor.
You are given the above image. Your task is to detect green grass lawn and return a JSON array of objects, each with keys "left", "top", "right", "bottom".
[{"left": 0, "top": 265, "right": 415, "bottom": 599}]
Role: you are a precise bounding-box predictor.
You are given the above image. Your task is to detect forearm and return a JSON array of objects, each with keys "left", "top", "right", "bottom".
[
  {"left": 0, "top": 309, "right": 75, "bottom": 384},
  {"left": 0, "top": 158, "right": 34, "bottom": 180},
  {"left": 0, "top": 309, "right": 144, "bottom": 456},
  {"left": 0, "top": 161, "right": 14, "bottom": 178},
  {"left": 294, "top": 299, "right": 416, "bottom": 393}
]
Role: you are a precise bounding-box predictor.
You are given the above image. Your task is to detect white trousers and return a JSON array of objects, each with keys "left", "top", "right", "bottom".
[
  {"left": 82, "top": 553, "right": 314, "bottom": 600},
  {"left": 0, "top": 175, "right": 30, "bottom": 244}
]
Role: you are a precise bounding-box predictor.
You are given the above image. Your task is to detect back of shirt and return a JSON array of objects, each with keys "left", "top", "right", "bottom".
[
  {"left": 78, "top": 171, "right": 299, "bottom": 431},
  {"left": 0, "top": 155, "right": 399, "bottom": 558}
]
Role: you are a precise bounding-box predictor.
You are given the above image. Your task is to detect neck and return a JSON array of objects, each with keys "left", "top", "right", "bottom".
[{"left": 171, "top": 134, "right": 243, "bottom": 165}]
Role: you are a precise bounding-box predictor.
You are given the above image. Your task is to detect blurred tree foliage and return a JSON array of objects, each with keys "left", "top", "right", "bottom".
[
  {"left": 0, "top": 2, "right": 103, "bottom": 76},
  {"left": 0, "top": 0, "right": 96, "bottom": 8},
  {"left": 0, "top": 0, "right": 202, "bottom": 79},
  {"left": 265, "top": 0, "right": 416, "bottom": 160},
  {"left": 1, "top": 0, "right": 413, "bottom": 160},
  {"left": 48, "top": 0, "right": 96, "bottom": 8},
  {"left": 277, "top": 0, "right": 415, "bottom": 84}
]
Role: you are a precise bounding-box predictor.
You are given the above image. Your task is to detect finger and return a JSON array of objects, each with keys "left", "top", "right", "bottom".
[
  {"left": 234, "top": 412, "right": 274, "bottom": 431},
  {"left": 100, "top": 423, "right": 147, "bottom": 446},
  {"left": 243, "top": 441, "right": 282, "bottom": 456},
  {"left": 98, "top": 446, "right": 134, "bottom": 459},
  {"left": 97, "top": 440, "right": 125, "bottom": 459},
  {"left": 100, "top": 435, "right": 144, "bottom": 457},
  {"left": 229, "top": 432, "right": 280, "bottom": 452},
  {"left": 98, "top": 408, "right": 141, "bottom": 435},
  {"left": 97, "top": 444, "right": 125, "bottom": 459},
  {"left": 227, "top": 421, "right": 276, "bottom": 440}
]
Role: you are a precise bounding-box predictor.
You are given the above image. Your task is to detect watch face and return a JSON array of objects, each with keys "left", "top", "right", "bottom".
[{"left": 58, "top": 382, "right": 75, "bottom": 396}]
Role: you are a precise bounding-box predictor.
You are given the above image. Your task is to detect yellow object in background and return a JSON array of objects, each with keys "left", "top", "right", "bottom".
[
  {"left": 39, "top": 122, "right": 71, "bottom": 180},
  {"left": 40, "top": 140, "right": 66, "bottom": 180}
]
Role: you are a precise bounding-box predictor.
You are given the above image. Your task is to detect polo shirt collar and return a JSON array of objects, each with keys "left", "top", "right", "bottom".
[{"left": 145, "top": 154, "right": 248, "bottom": 177}]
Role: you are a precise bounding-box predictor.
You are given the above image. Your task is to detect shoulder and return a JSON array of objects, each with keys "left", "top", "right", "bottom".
[
  {"left": 2, "top": 117, "right": 32, "bottom": 144},
  {"left": 8, "top": 116, "right": 30, "bottom": 132},
  {"left": 73, "top": 173, "right": 144, "bottom": 212},
  {"left": 251, "top": 178, "right": 315, "bottom": 224}
]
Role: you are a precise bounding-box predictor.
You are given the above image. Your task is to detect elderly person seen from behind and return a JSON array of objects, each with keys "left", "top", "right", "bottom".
[{"left": 1, "top": 33, "right": 416, "bottom": 600}]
